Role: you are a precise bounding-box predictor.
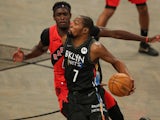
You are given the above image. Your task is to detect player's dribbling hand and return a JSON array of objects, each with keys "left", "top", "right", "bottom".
[
  {"left": 12, "top": 48, "right": 24, "bottom": 62},
  {"left": 129, "top": 79, "right": 135, "bottom": 95}
]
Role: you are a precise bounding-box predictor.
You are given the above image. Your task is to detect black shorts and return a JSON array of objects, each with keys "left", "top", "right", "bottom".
[{"left": 66, "top": 88, "right": 109, "bottom": 120}]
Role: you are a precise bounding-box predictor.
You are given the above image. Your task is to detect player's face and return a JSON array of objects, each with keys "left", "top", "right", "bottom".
[
  {"left": 54, "top": 8, "right": 71, "bottom": 30},
  {"left": 69, "top": 17, "right": 84, "bottom": 37}
]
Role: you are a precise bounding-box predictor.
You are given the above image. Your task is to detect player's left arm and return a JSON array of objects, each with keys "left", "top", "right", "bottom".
[
  {"left": 90, "top": 42, "right": 135, "bottom": 93},
  {"left": 90, "top": 41, "right": 130, "bottom": 76}
]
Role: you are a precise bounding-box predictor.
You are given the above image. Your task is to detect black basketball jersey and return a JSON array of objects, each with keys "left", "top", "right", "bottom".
[{"left": 64, "top": 36, "right": 96, "bottom": 92}]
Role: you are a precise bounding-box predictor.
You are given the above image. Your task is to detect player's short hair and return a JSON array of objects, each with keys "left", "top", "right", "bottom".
[
  {"left": 52, "top": 1, "right": 71, "bottom": 13},
  {"left": 80, "top": 15, "right": 94, "bottom": 34}
]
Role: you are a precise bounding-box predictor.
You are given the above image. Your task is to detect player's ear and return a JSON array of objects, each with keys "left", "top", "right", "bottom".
[{"left": 83, "top": 27, "right": 89, "bottom": 33}]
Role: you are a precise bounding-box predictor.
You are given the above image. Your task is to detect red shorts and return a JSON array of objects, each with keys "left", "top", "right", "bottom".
[
  {"left": 54, "top": 73, "right": 68, "bottom": 110},
  {"left": 105, "top": 0, "right": 147, "bottom": 7}
]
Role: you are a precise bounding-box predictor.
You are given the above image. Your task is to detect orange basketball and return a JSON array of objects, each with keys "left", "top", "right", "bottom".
[{"left": 108, "top": 73, "right": 132, "bottom": 97}]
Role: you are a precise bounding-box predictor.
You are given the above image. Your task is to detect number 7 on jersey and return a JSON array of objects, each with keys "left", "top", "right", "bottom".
[{"left": 73, "top": 69, "right": 79, "bottom": 82}]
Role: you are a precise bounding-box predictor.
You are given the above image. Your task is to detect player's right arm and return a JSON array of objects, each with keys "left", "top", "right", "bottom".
[
  {"left": 13, "top": 28, "right": 49, "bottom": 62},
  {"left": 91, "top": 26, "right": 160, "bottom": 42}
]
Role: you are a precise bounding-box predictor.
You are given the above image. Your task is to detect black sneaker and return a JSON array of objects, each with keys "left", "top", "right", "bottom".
[
  {"left": 139, "top": 117, "right": 151, "bottom": 120},
  {"left": 139, "top": 45, "right": 159, "bottom": 56}
]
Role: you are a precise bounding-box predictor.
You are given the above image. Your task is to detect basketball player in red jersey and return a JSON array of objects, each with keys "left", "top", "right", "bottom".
[
  {"left": 96, "top": 0, "right": 159, "bottom": 56},
  {"left": 12, "top": 1, "right": 160, "bottom": 120}
]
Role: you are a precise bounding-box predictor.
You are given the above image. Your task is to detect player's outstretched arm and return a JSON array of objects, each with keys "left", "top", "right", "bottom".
[
  {"left": 13, "top": 48, "right": 24, "bottom": 62},
  {"left": 12, "top": 41, "right": 48, "bottom": 62},
  {"left": 97, "top": 26, "right": 160, "bottom": 43},
  {"left": 147, "top": 35, "right": 160, "bottom": 43}
]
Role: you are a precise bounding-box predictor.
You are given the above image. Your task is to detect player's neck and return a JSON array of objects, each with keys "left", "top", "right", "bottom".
[
  {"left": 57, "top": 27, "right": 69, "bottom": 37},
  {"left": 72, "top": 35, "right": 89, "bottom": 48}
]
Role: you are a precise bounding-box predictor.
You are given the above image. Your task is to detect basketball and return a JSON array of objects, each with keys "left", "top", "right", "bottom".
[{"left": 108, "top": 73, "right": 132, "bottom": 97}]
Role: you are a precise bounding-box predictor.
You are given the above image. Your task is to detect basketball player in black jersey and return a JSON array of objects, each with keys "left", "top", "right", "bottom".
[{"left": 63, "top": 15, "right": 134, "bottom": 120}]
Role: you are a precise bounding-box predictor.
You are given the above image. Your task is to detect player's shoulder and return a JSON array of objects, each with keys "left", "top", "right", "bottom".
[
  {"left": 91, "top": 39, "right": 102, "bottom": 47},
  {"left": 90, "top": 39, "right": 103, "bottom": 51},
  {"left": 42, "top": 27, "right": 49, "bottom": 33},
  {"left": 40, "top": 27, "right": 49, "bottom": 38},
  {"left": 41, "top": 25, "right": 56, "bottom": 34}
]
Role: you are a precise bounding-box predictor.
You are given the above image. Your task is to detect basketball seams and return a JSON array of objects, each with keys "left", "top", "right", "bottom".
[
  {"left": 114, "top": 78, "right": 132, "bottom": 89},
  {"left": 114, "top": 76, "right": 132, "bottom": 96},
  {"left": 112, "top": 79, "right": 127, "bottom": 97}
]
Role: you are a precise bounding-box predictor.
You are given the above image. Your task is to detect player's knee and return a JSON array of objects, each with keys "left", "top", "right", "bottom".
[
  {"left": 103, "top": 7, "right": 116, "bottom": 19},
  {"left": 136, "top": 2, "right": 147, "bottom": 11},
  {"left": 136, "top": 3, "right": 148, "bottom": 15}
]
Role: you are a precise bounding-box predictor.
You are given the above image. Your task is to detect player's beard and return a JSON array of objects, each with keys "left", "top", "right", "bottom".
[
  {"left": 67, "top": 31, "right": 75, "bottom": 38},
  {"left": 60, "top": 26, "right": 69, "bottom": 32},
  {"left": 58, "top": 21, "right": 70, "bottom": 31}
]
